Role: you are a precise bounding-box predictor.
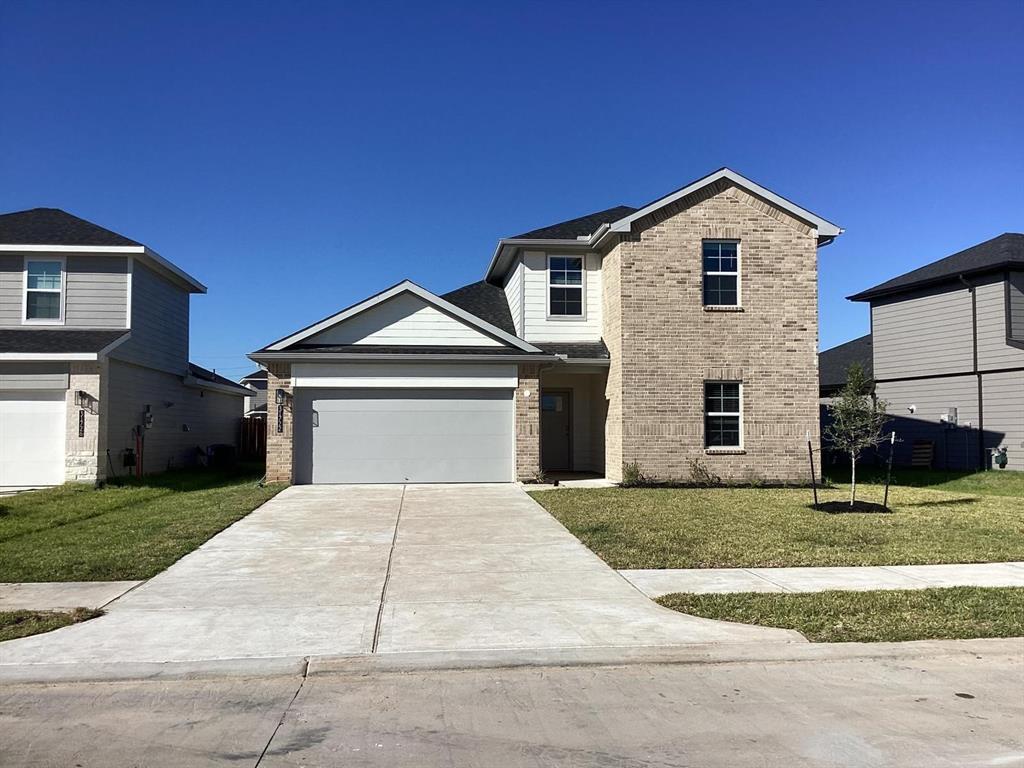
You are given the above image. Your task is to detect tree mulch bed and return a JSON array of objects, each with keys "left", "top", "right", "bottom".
[{"left": 815, "top": 500, "right": 891, "bottom": 514}]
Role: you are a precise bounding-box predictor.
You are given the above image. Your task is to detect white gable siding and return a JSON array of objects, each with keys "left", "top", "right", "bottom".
[
  {"left": 521, "top": 250, "right": 602, "bottom": 342},
  {"left": 503, "top": 256, "right": 524, "bottom": 337},
  {"left": 304, "top": 292, "right": 502, "bottom": 347}
]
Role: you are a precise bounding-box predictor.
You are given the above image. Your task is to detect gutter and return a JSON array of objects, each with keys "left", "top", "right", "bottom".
[{"left": 249, "top": 352, "right": 559, "bottom": 364}]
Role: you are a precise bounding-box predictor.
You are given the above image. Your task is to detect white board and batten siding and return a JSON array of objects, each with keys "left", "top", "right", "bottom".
[
  {"left": 304, "top": 293, "right": 502, "bottom": 347},
  {"left": 520, "top": 250, "right": 602, "bottom": 342}
]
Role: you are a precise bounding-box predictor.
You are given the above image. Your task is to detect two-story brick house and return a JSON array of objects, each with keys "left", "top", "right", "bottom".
[
  {"left": 250, "top": 168, "right": 842, "bottom": 484},
  {"left": 0, "top": 208, "right": 250, "bottom": 487}
]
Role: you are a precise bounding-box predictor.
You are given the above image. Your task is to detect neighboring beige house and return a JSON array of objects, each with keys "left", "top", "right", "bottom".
[
  {"left": 250, "top": 168, "right": 842, "bottom": 484},
  {"left": 0, "top": 208, "right": 250, "bottom": 488}
]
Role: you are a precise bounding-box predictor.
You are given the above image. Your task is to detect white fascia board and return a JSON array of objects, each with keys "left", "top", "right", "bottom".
[
  {"left": 0, "top": 244, "right": 145, "bottom": 253},
  {"left": 608, "top": 168, "right": 843, "bottom": 238},
  {"left": 0, "top": 352, "right": 98, "bottom": 361},
  {"left": 0, "top": 244, "right": 207, "bottom": 293},
  {"left": 264, "top": 280, "right": 542, "bottom": 353},
  {"left": 250, "top": 352, "right": 552, "bottom": 364},
  {"left": 142, "top": 247, "right": 206, "bottom": 293}
]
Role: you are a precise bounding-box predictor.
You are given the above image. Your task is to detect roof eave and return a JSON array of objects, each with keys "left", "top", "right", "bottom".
[
  {"left": 485, "top": 236, "right": 596, "bottom": 285},
  {"left": 249, "top": 351, "right": 556, "bottom": 364},
  {"left": 847, "top": 262, "right": 1024, "bottom": 302}
]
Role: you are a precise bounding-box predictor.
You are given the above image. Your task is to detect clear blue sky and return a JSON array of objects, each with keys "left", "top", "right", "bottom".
[{"left": 2, "top": 0, "right": 1021, "bottom": 378}]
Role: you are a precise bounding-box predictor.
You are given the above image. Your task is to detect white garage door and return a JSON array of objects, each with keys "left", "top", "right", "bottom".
[
  {"left": 0, "top": 391, "right": 66, "bottom": 487},
  {"left": 294, "top": 389, "right": 514, "bottom": 484}
]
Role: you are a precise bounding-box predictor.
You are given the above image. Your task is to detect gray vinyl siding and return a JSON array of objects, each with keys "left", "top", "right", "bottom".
[
  {"left": 1009, "top": 272, "right": 1024, "bottom": 341},
  {"left": 0, "top": 255, "right": 21, "bottom": 325},
  {"left": 875, "top": 375, "right": 981, "bottom": 469},
  {"left": 244, "top": 380, "right": 267, "bottom": 412},
  {"left": 0, "top": 362, "right": 69, "bottom": 390},
  {"left": 982, "top": 370, "right": 1024, "bottom": 462},
  {"left": 871, "top": 285, "right": 974, "bottom": 379},
  {"left": 106, "top": 360, "right": 242, "bottom": 475},
  {"left": 64, "top": 256, "right": 129, "bottom": 327},
  {"left": 0, "top": 253, "right": 128, "bottom": 328},
  {"left": 110, "top": 261, "right": 189, "bottom": 374},
  {"left": 975, "top": 274, "right": 1024, "bottom": 370}
]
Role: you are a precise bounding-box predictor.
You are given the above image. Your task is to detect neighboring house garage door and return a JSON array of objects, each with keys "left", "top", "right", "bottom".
[
  {"left": 294, "top": 389, "right": 514, "bottom": 483},
  {"left": 0, "top": 391, "right": 66, "bottom": 487}
]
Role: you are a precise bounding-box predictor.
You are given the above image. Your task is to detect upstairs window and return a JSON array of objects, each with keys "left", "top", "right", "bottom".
[
  {"left": 24, "top": 259, "right": 64, "bottom": 322},
  {"left": 549, "top": 256, "right": 584, "bottom": 316},
  {"left": 702, "top": 241, "right": 739, "bottom": 306},
  {"left": 705, "top": 381, "right": 742, "bottom": 448}
]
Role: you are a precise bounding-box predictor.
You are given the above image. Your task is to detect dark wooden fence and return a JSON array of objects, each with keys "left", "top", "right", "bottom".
[{"left": 240, "top": 416, "right": 267, "bottom": 459}]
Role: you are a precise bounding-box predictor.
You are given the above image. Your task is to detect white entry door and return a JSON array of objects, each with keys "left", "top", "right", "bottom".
[{"left": 0, "top": 391, "right": 66, "bottom": 487}]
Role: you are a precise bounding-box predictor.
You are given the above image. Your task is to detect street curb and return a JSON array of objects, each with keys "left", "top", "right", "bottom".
[{"left": 2, "top": 637, "right": 1020, "bottom": 684}]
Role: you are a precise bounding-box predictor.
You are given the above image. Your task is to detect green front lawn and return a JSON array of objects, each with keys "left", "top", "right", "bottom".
[
  {"left": 0, "top": 608, "right": 103, "bottom": 643},
  {"left": 0, "top": 468, "right": 284, "bottom": 582},
  {"left": 824, "top": 466, "right": 1024, "bottom": 499},
  {"left": 658, "top": 587, "right": 1024, "bottom": 642},
  {"left": 530, "top": 477, "right": 1024, "bottom": 569}
]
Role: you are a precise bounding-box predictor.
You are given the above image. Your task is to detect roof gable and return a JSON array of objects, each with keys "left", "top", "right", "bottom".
[
  {"left": 849, "top": 233, "right": 1024, "bottom": 302},
  {"left": 261, "top": 280, "right": 541, "bottom": 353}
]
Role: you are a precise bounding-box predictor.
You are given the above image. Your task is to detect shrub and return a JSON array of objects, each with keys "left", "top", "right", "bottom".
[
  {"left": 621, "top": 461, "right": 650, "bottom": 487},
  {"left": 688, "top": 458, "right": 722, "bottom": 488}
]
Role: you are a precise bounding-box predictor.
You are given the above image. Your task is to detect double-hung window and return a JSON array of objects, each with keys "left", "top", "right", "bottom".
[
  {"left": 702, "top": 241, "right": 739, "bottom": 307},
  {"left": 24, "top": 259, "right": 64, "bottom": 322},
  {"left": 548, "top": 256, "right": 584, "bottom": 317},
  {"left": 705, "top": 382, "right": 742, "bottom": 448}
]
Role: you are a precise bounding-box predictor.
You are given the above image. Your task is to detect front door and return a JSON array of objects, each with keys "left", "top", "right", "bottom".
[{"left": 541, "top": 390, "right": 572, "bottom": 471}]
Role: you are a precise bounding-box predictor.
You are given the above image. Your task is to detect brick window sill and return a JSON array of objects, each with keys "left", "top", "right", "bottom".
[
  {"left": 703, "top": 305, "right": 744, "bottom": 312},
  {"left": 705, "top": 448, "right": 747, "bottom": 455}
]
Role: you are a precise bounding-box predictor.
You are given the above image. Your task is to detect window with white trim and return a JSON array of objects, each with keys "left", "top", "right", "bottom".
[
  {"left": 702, "top": 241, "right": 739, "bottom": 306},
  {"left": 25, "top": 260, "right": 64, "bottom": 322},
  {"left": 705, "top": 381, "right": 742, "bottom": 448},
  {"left": 548, "top": 256, "right": 583, "bottom": 316}
]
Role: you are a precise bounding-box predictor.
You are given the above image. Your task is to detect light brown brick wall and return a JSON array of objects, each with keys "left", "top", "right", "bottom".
[
  {"left": 265, "top": 362, "right": 293, "bottom": 483},
  {"left": 603, "top": 181, "right": 820, "bottom": 483},
  {"left": 601, "top": 245, "right": 624, "bottom": 482},
  {"left": 515, "top": 363, "right": 541, "bottom": 481},
  {"left": 65, "top": 360, "right": 106, "bottom": 483}
]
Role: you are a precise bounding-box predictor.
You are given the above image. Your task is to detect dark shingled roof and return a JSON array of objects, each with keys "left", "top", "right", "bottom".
[
  {"left": 0, "top": 329, "right": 129, "bottom": 354},
  {"left": 511, "top": 205, "right": 637, "bottom": 240},
  {"left": 240, "top": 369, "right": 268, "bottom": 381},
  {"left": 819, "top": 334, "right": 873, "bottom": 395},
  {"left": 849, "top": 233, "right": 1024, "bottom": 301},
  {"left": 534, "top": 341, "right": 610, "bottom": 360},
  {"left": 277, "top": 344, "right": 548, "bottom": 356},
  {"left": 441, "top": 280, "right": 517, "bottom": 335},
  {"left": 0, "top": 208, "right": 142, "bottom": 247},
  {"left": 188, "top": 363, "right": 251, "bottom": 394}
]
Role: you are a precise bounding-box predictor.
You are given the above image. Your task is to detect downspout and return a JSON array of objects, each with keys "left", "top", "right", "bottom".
[{"left": 959, "top": 274, "right": 985, "bottom": 470}]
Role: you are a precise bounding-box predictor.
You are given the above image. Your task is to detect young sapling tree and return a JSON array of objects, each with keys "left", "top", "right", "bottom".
[{"left": 824, "top": 363, "right": 890, "bottom": 506}]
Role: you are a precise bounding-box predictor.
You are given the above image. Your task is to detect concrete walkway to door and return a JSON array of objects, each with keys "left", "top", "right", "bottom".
[{"left": 0, "top": 485, "right": 799, "bottom": 674}]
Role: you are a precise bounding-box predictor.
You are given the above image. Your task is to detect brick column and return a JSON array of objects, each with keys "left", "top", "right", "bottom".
[
  {"left": 65, "top": 360, "right": 106, "bottom": 484},
  {"left": 265, "top": 362, "right": 293, "bottom": 483},
  {"left": 515, "top": 363, "right": 541, "bottom": 482}
]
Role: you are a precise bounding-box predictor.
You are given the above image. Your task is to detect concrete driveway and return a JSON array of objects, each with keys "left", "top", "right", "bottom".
[{"left": 0, "top": 485, "right": 798, "bottom": 671}]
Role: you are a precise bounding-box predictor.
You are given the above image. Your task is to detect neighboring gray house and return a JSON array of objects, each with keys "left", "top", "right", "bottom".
[
  {"left": 827, "top": 233, "right": 1023, "bottom": 470},
  {"left": 240, "top": 368, "right": 268, "bottom": 417},
  {"left": 0, "top": 208, "right": 250, "bottom": 487}
]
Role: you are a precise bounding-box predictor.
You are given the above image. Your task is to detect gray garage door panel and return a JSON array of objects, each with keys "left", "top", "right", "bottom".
[{"left": 295, "top": 389, "right": 514, "bottom": 484}]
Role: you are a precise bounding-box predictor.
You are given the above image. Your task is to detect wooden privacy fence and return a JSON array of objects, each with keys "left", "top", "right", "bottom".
[{"left": 240, "top": 416, "right": 267, "bottom": 458}]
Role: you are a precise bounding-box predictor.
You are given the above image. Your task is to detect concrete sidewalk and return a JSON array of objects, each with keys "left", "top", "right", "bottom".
[
  {"left": 621, "top": 562, "right": 1024, "bottom": 597},
  {"left": 0, "top": 581, "right": 142, "bottom": 611}
]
